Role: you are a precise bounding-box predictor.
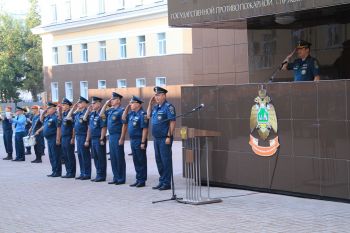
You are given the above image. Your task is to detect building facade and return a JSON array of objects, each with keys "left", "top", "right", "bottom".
[{"left": 33, "top": 0, "right": 192, "bottom": 102}]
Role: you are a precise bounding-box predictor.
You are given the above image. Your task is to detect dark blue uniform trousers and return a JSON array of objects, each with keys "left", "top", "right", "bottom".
[
  {"left": 109, "top": 134, "right": 125, "bottom": 183},
  {"left": 46, "top": 136, "right": 62, "bottom": 176},
  {"left": 15, "top": 131, "right": 25, "bottom": 160},
  {"left": 3, "top": 129, "right": 13, "bottom": 156},
  {"left": 76, "top": 135, "right": 91, "bottom": 178},
  {"left": 34, "top": 134, "right": 45, "bottom": 157},
  {"left": 61, "top": 136, "right": 76, "bottom": 176},
  {"left": 153, "top": 137, "right": 173, "bottom": 187},
  {"left": 131, "top": 139, "right": 147, "bottom": 184},
  {"left": 91, "top": 138, "right": 106, "bottom": 179}
]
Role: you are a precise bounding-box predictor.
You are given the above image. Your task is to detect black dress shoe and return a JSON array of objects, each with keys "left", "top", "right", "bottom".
[
  {"left": 129, "top": 182, "right": 138, "bottom": 187},
  {"left": 136, "top": 183, "right": 145, "bottom": 188},
  {"left": 61, "top": 175, "right": 69, "bottom": 178},
  {"left": 80, "top": 176, "right": 91, "bottom": 180},
  {"left": 75, "top": 176, "right": 83, "bottom": 180},
  {"left": 115, "top": 181, "right": 125, "bottom": 185},
  {"left": 152, "top": 184, "right": 162, "bottom": 190},
  {"left": 12, "top": 158, "right": 25, "bottom": 162},
  {"left": 159, "top": 185, "right": 171, "bottom": 191},
  {"left": 47, "top": 174, "right": 54, "bottom": 177},
  {"left": 3, "top": 156, "right": 12, "bottom": 160},
  {"left": 108, "top": 181, "right": 117, "bottom": 184},
  {"left": 52, "top": 174, "right": 61, "bottom": 177},
  {"left": 65, "top": 175, "right": 75, "bottom": 178},
  {"left": 91, "top": 179, "right": 96, "bottom": 182},
  {"left": 31, "top": 159, "right": 41, "bottom": 163},
  {"left": 94, "top": 178, "right": 106, "bottom": 182},
  {"left": 25, "top": 151, "right": 31, "bottom": 155}
]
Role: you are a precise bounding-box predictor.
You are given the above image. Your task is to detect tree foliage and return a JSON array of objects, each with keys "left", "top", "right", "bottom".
[
  {"left": 0, "top": 0, "right": 43, "bottom": 102},
  {"left": 23, "top": 0, "right": 43, "bottom": 101},
  {"left": 0, "top": 13, "right": 25, "bottom": 102}
]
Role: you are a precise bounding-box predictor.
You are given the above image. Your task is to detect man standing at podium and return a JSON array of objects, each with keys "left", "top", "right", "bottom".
[
  {"left": 281, "top": 40, "right": 320, "bottom": 81},
  {"left": 147, "top": 86, "right": 176, "bottom": 191}
]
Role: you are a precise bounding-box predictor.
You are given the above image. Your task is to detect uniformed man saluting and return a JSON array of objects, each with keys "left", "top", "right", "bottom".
[
  {"left": 57, "top": 98, "right": 76, "bottom": 178},
  {"left": 85, "top": 96, "right": 107, "bottom": 182},
  {"left": 123, "top": 96, "right": 149, "bottom": 188},
  {"left": 100, "top": 92, "right": 127, "bottom": 185},
  {"left": 281, "top": 40, "right": 320, "bottom": 81},
  {"left": 72, "top": 96, "right": 92, "bottom": 180},
  {"left": 147, "top": 86, "right": 176, "bottom": 191},
  {"left": 41, "top": 102, "right": 62, "bottom": 177}
]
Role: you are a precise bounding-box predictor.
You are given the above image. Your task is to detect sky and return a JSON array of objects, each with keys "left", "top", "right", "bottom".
[{"left": 0, "top": 0, "right": 30, "bottom": 18}]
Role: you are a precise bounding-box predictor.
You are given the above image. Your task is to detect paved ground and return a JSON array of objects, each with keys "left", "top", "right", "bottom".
[{"left": 0, "top": 137, "right": 350, "bottom": 232}]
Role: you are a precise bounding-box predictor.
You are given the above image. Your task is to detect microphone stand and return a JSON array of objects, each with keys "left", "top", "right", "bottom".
[
  {"left": 268, "top": 61, "right": 287, "bottom": 83},
  {"left": 152, "top": 104, "right": 204, "bottom": 204}
]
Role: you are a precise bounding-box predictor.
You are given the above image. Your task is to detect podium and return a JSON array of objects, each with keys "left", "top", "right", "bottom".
[{"left": 175, "top": 127, "right": 222, "bottom": 205}]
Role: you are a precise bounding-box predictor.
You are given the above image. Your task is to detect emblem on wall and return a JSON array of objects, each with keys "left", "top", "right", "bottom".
[{"left": 249, "top": 87, "right": 279, "bottom": 156}]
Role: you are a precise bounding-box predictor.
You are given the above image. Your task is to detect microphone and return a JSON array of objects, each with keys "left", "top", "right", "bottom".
[
  {"left": 191, "top": 103, "right": 205, "bottom": 112},
  {"left": 279, "top": 61, "right": 288, "bottom": 70}
]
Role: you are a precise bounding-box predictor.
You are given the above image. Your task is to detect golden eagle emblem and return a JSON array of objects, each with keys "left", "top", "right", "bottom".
[{"left": 249, "top": 87, "right": 279, "bottom": 157}]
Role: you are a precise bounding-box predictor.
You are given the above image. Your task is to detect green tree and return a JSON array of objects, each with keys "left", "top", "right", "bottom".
[
  {"left": 0, "top": 13, "right": 26, "bottom": 102},
  {"left": 23, "top": 0, "right": 43, "bottom": 101}
]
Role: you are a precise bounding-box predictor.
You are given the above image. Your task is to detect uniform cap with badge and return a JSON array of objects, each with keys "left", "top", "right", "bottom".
[
  {"left": 130, "top": 95, "right": 144, "bottom": 104},
  {"left": 78, "top": 96, "right": 90, "bottom": 104},
  {"left": 31, "top": 105, "right": 40, "bottom": 110},
  {"left": 112, "top": 92, "right": 123, "bottom": 99},
  {"left": 46, "top": 102, "right": 57, "bottom": 109},
  {"left": 91, "top": 96, "right": 103, "bottom": 103},
  {"left": 154, "top": 86, "right": 168, "bottom": 94},
  {"left": 61, "top": 98, "right": 73, "bottom": 106},
  {"left": 16, "top": 106, "right": 26, "bottom": 112},
  {"left": 296, "top": 40, "right": 312, "bottom": 49}
]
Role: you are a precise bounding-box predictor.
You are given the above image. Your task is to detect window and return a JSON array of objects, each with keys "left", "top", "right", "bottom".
[
  {"left": 135, "top": 0, "right": 143, "bottom": 6},
  {"left": 157, "top": 32, "right": 166, "bottom": 55},
  {"left": 81, "top": 43, "right": 88, "bottom": 62},
  {"left": 80, "top": 81, "right": 88, "bottom": 99},
  {"left": 117, "top": 79, "right": 127, "bottom": 88},
  {"left": 65, "top": 1, "right": 71, "bottom": 20},
  {"left": 51, "top": 4, "right": 57, "bottom": 22},
  {"left": 66, "top": 45, "right": 73, "bottom": 64},
  {"left": 119, "top": 38, "right": 127, "bottom": 59},
  {"left": 117, "top": 0, "right": 125, "bottom": 9},
  {"left": 81, "top": 0, "right": 87, "bottom": 17},
  {"left": 155, "top": 77, "right": 166, "bottom": 86},
  {"left": 51, "top": 82, "right": 59, "bottom": 102},
  {"left": 136, "top": 78, "right": 146, "bottom": 88},
  {"left": 52, "top": 47, "right": 58, "bottom": 65},
  {"left": 98, "top": 0, "right": 105, "bottom": 14},
  {"left": 65, "top": 82, "right": 73, "bottom": 101},
  {"left": 98, "top": 80, "right": 106, "bottom": 89},
  {"left": 137, "top": 36, "right": 146, "bottom": 57},
  {"left": 99, "top": 41, "right": 106, "bottom": 61}
]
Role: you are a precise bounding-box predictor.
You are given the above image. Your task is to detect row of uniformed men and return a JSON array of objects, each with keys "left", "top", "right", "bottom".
[
  {"left": 2, "top": 86, "right": 176, "bottom": 190},
  {"left": 0, "top": 105, "right": 45, "bottom": 162}
]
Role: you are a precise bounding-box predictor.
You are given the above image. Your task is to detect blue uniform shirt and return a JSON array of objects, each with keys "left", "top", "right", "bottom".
[
  {"left": 2, "top": 115, "right": 12, "bottom": 131},
  {"left": 287, "top": 55, "right": 320, "bottom": 81},
  {"left": 12, "top": 114, "right": 26, "bottom": 133},
  {"left": 106, "top": 106, "right": 125, "bottom": 135},
  {"left": 89, "top": 111, "right": 106, "bottom": 139},
  {"left": 43, "top": 113, "right": 60, "bottom": 138},
  {"left": 127, "top": 108, "right": 148, "bottom": 139},
  {"left": 151, "top": 101, "right": 176, "bottom": 138},
  {"left": 61, "top": 111, "right": 74, "bottom": 137},
  {"left": 74, "top": 109, "right": 88, "bottom": 136},
  {"left": 31, "top": 114, "right": 43, "bottom": 136}
]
